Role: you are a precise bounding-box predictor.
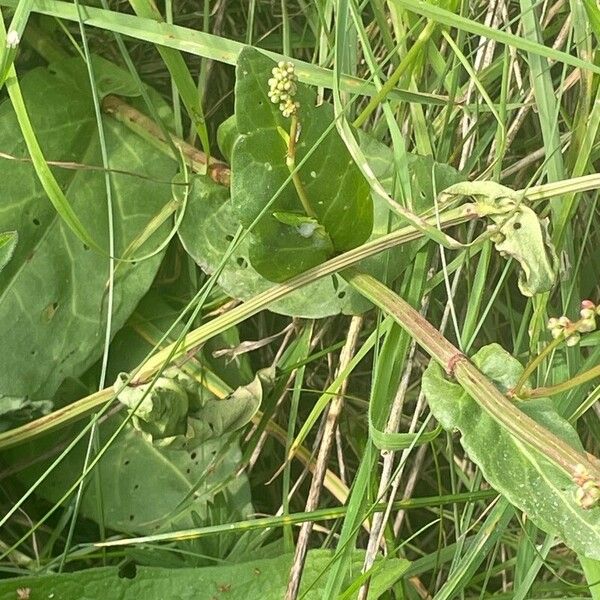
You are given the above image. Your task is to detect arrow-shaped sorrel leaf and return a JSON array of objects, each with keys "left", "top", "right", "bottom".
[{"left": 422, "top": 343, "right": 600, "bottom": 559}]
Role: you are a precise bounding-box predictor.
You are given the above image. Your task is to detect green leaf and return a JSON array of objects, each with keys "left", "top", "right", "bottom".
[
  {"left": 0, "top": 230, "right": 17, "bottom": 273},
  {"left": 50, "top": 54, "right": 144, "bottom": 98},
  {"left": 0, "top": 59, "right": 176, "bottom": 399},
  {"left": 115, "top": 369, "right": 191, "bottom": 442},
  {"left": 10, "top": 408, "right": 252, "bottom": 535},
  {"left": 179, "top": 137, "right": 464, "bottom": 317},
  {"left": 177, "top": 173, "right": 370, "bottom": 318},
  {"left": 115, "top": 368, "right": 266, "bottom": 449},
  {"left": 128, "top": 0, "right": 210, "bottom": 155},
  {"left": 0, "top": 550, "right": 409, "bottom": 599},
  {"left": 0, "top": 393, "right": 51, "bottom": 432},
  {"left": 440, "top": 181, "right": 558, "bottom": 296},
  {"left": 231, "top": 47, "right": 373, "bottom": 281},
  {"left": 422, "top": 343, "right": 600, "bottom": 559},
  {"left": 583, "top": 0, "right": 600, "bottom": 45},
  {"left": 216, "top": 114, "right": 238, "bottom": 162}
]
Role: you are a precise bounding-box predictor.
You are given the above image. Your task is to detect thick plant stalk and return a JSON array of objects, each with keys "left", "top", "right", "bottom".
[
  {"left": 0, "top": 206, "right": 474, "bottom": 450},
  {"left": 285, "top": 316, "right": 363, "bottom": 600},
  {"left": 343, "top": 268, "right": 600, "bottom": 485},
  {"left": 102, "top": 96, "right": 230, "bottom": 185}
]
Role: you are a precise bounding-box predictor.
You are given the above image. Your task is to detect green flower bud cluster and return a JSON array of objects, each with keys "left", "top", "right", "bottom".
[
  {"left": 267, "top": 61, "right": 300, "bottom": 118},
  {"left": 573, "top": 463, "right": 600, "bottom": 509},
  {"left": 547, "top": 300, "right": 600, "bottom": 347}
]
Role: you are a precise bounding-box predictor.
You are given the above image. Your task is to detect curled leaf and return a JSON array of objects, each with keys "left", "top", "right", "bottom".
[
  {"left": 439, "top": 181, "right": 558, "bottom": 296},
  {"left": 114, "top": 369, "right": 191, "bottom": 442},
  {"left": 115, "top": 368, "right": 267, "bottom": 449}
]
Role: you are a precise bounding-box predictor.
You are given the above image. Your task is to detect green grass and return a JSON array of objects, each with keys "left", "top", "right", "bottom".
[{"left": 1, "top": 1, "right": 600, "bottom": 599}]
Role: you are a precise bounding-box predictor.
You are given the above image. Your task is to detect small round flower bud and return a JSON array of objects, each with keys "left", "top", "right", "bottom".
[
  {"left": 580, "top": 308, "right": 596, "bottom": 320},
  {"left": 566, "top": 332, "right": 581, "bottom": 346},
  {"left": 267, "top": 61, "right": 299, "bottom": 118},
  {"left": 558, "top": 316, "right": 571, "bottom": 328},
  {"left": 573, "top": 464, "right": 590, "bottom": 486},
  {"left": 581, "top": 300, "right": 596, "bottom": 311},
  {"left": 6, "top": 30, "right": 19, "bottom": 49},
  {"left": 575, "top": 480, "right": 600, "bottom": 509},
  {"left": 578, "top": 318, "right": 597, "bottom": 333},
  {"left": 547, "top": 317, "right": 559, "bottom": 330}
]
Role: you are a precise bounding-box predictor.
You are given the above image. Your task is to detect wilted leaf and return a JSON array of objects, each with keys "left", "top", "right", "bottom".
[
  {"left": 439, "top": 181, "right": 558, "bottom": 296},
  {"left": 0, "top": 550, "right": 409, "bottom": 600},
  {"left": 115, "top": 367, "right": 266, "bottom": 449},
  {"left": 422, "top": 343, "right": 600, "bottom": 559}
]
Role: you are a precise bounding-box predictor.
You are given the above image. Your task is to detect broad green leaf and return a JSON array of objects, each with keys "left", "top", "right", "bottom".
[
  {"left": 231, "top": 47, "right": 373, "bottom": 281},
  {"left": 440, "top": 181, "right": 558, "bottom": 296},
  {"left": 0, "top": 550, "right": 409, "bottom": 599},
  {"left": 10, "top": 409, "right": 252, "bottom": 536},
  {"left": 0, "top": 230, "right": 17, "bottom": 272},
  {"left": 51, "top": 54, "right": 144, "bottom": 98},
  {"left": 3, "top": 291, "right": 253, "bottom": 544},
  {"left": 177, "top": 173, "right": 370, "bottom": 318},
  {"left": 422, "top": 343, "right": 600, "bottom": 559},
  {"left": 0, "top": 58, "right": 176, "bottom": 400},
  {"left": 179, "top": 141, "right": 463, "bottom": 317}
]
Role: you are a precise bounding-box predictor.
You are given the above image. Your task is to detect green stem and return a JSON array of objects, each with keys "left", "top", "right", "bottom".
[
  {"left": 0, "top": 205, "right": 476, "bottom": 450},
  {"left": 94, "top": 489, "right": 496, "bottom": 548},
  {"left": 511, "top": 335, "right": 564, "bottom": 397},
  {"left": 286, "top": 114, "right": 317, "bottom": 218},
  {"left": 343, "top": 268, "right": 600, "bottom": 483},
  {"left": 524, "top": 362, "right": 600, "bottom": 400},
  {"left": 352, "top": 20, "right": 435, "bottom": 128}
]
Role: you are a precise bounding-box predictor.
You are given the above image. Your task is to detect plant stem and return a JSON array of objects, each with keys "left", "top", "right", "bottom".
[
  {"left": 352, "top": 20, "right": 435, "bottom": 128},
  {"left": 94, "top": 489, "right": 496, "bottom": 548},
  {"left": 524, "top": 362, "right": 600, "bottom": 399},
  {"left": 0, "top": 205, "right": 476, "bottom": 450},
  {"left": 510, "top": 335, "right": 564, "bottom": 397},
  {"left": 102, "top": 95, "right": 230, "bottom": 185},
  {"left": 343, "top": 268, "right": 600, "bottom": 483},
  {"left": 286, "top": 114, "right": 317, "bottom": 218}
]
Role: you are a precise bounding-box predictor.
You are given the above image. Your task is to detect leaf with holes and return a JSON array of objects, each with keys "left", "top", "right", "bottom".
[
  {"left": 231, "top": 47, "right": 373, "bottom": 281},
  {"left": 422, "top": 343, "right": 600, "bottom": 559},
  {"left": 0, "top": 58, "right": 176, "bottom": 401},
  {"left": 10, "top": 408, "right": 253, "bottom": 536},
  {"left": 439, "top": 181, "right": 558, "bottom": 296},
  {"left": 179, "top": 139, "right": 464, "bottom": 317},
  {"left": 0, "top": 550, "right": 409, "bottom": 599},
  {"left": 2, "top": 292, "right": 256, "bottom": 541}
]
